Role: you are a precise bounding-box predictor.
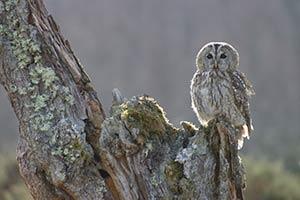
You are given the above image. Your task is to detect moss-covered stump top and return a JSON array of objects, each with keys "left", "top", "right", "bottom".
[
  {"left": 109, "top": 95, "right": 177, "bottom": 145},
  {"left": 100, "top": 95, "right": 246, "bottom": 200}
]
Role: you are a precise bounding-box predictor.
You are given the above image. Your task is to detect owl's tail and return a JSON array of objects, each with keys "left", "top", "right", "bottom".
[{"left": 237, "top": 124, "right": 250, "bottom": 150}]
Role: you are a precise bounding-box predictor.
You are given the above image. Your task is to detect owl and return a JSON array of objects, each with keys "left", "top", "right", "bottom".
[{"left": 191, "top": 42, "right": 255, "bottom": 149}]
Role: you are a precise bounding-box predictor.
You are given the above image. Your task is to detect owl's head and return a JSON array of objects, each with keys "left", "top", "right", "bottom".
[{"left": 196, "top": 42, "right": 239, "bottom": 72}]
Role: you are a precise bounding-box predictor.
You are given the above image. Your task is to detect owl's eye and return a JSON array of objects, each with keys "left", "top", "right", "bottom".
[
  {"left": 206, "top": 53, "right": 213, "bottom": 59},
  {"left": 220, "top": 53, "right": 227, "bottom": 59}
]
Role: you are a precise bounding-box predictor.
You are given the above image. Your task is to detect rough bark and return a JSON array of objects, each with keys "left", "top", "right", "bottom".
[
  {"left": 100, "top": 94, "right": 246, "bottom": 200},
  {"left": 0, "top": 0, "right": 246, "bottom": 199},
  {"left": 0, "top": 0, "right": 109, "bottom": 199}
]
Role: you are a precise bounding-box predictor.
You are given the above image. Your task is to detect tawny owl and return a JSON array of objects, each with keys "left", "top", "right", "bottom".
[{"left": 191, "top": 42, "right": 255, "bottom": 149}]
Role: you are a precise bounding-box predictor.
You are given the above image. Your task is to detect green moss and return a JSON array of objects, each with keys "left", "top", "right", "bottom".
[
  {"left": 178, "top": 178, "right": 196, "bottom": 199},
  {"left": 165, "top": 161, "right": 184, "bottom": 181},
  {"left": 164, "top": 161, "right": 184, "bottom": 194},
  {"left": 119, "top": 96, "right": 172, "bottom": 138},
  {"left": 164, "top": 159, "right": 196, "bottom": 198}
]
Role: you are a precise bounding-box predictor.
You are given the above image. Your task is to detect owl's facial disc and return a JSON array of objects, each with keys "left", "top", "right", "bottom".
[
  {"left": 196, "top": 42, "right": 239, "bottom": 72},
  {"left": 202, "top": 44, "right": 229, "bottom": 71}
]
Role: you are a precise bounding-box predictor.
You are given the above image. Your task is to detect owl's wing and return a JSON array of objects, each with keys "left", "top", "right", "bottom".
[
  {"left": 230, "top": 70, "right": 255, "bottom": 136},
  {"left": 238, "top": 71, "right": 255, "bottom": 96}
]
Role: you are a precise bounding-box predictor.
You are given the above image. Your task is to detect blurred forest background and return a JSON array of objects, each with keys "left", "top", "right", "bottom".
[{"left": 0, "top": 0, "right": 300, "bottom": 199}]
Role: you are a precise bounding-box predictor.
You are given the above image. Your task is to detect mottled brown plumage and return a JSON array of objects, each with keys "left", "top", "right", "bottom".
[{"left": 191, "top": 42, "right": 254, "bottom": 149}]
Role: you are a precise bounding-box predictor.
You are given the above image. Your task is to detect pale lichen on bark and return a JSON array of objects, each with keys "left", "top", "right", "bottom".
[{"left": 0, "top": 0, "right": 108, "bottom": 199}]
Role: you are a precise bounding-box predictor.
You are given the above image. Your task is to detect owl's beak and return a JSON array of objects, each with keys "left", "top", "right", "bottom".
[{"left": 213, "top": 61, "right": 218, "bottom": 69}]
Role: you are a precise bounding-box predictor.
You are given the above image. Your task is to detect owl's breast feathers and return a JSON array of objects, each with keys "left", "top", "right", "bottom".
[
  {"left": 191, "top": 69, "right": 255, "bottom": 137},
  {"left": 191, "top": 70, "right": 233, "bottom": 125}
]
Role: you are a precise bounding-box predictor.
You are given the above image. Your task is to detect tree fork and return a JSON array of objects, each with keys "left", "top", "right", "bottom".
[{"left": 0, "top": 0, "right": 246, "bottom": 199}]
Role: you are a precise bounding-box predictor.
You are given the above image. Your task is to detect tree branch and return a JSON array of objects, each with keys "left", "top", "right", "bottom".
[{"left": 0, "top": 0, "right": 109, "bottom": 199}]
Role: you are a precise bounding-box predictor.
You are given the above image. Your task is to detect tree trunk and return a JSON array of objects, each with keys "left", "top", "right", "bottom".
[{"left": 0, "top": 0, "right": 246, "bottom": 199}]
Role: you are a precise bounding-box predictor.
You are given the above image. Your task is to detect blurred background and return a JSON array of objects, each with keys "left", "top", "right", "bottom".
[{"left": 0, "top": 0, "right": 300, "bottom": 199}]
